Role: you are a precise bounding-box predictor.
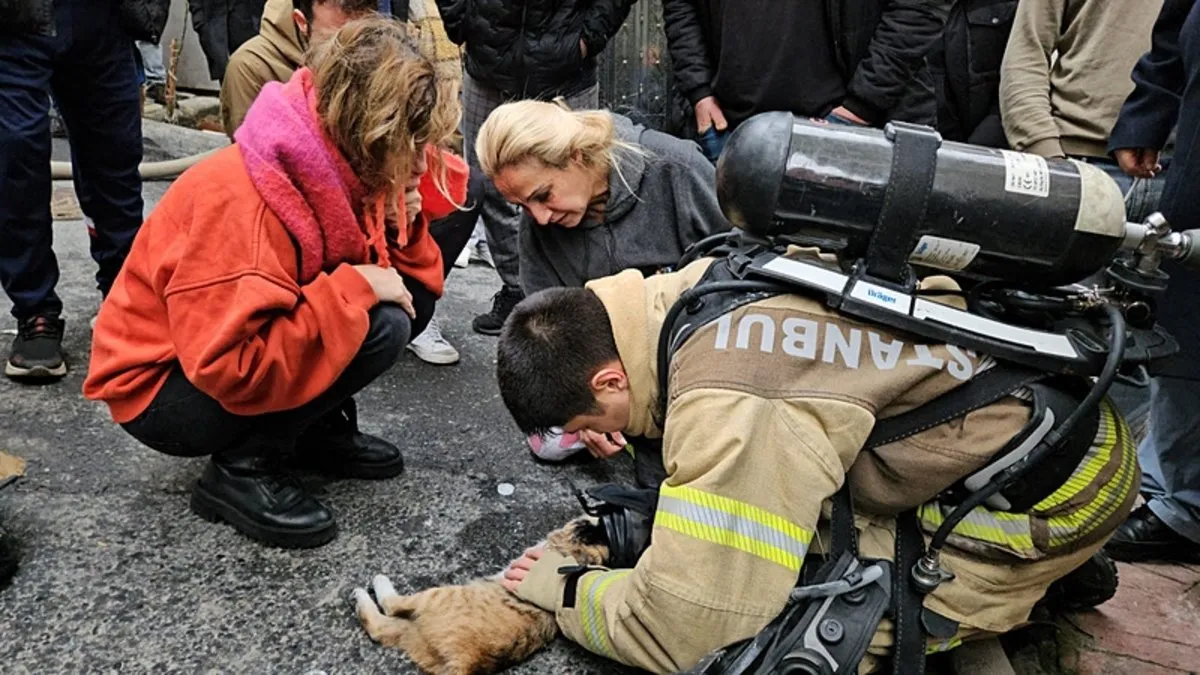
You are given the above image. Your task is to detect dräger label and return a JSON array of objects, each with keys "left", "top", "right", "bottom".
[
  {"left": 1000, "top": 149, "right": 1050, "bottom": 198},
  {"left": 909, "top": 235, "right": 981, "bottom": 271}
]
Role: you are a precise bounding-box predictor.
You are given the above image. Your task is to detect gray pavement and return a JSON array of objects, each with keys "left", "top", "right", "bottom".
[{"left": 0, "top": 165, "right": 638, "bottom": 673}]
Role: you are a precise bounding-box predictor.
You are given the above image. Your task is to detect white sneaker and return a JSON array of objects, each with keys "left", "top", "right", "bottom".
[{"left": 406, "top": 317, "right": 460, "bottom": 365}]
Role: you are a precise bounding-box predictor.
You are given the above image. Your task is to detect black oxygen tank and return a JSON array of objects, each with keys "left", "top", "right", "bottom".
[{"left": 716, "top": 112, "right": 1129, "bottom": 286}]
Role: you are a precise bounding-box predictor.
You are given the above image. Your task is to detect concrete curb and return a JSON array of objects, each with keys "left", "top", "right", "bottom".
[{"left": 141, "top": 118, "right": 230, "bottom": 162}]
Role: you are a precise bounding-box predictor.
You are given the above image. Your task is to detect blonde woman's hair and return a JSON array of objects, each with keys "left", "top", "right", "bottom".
[
  {"left": 475, "top": 100, "right": 642, "bottom": 181},
  {"left": 307, "top": 16, "right": 462, "bottom": 201}
]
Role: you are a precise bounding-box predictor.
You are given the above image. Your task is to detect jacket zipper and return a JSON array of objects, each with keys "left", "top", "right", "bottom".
[{"left": 826, "top": 0, "right": 848, "bottom": 77}]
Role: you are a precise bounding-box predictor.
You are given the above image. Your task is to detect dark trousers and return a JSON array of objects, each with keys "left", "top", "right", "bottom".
[
  {"left": 405, "top": 170, "right": 482, "bottom": 337},
  {"left": 122, "top": 304, "right": 412, "bottom": 459},
  {"left": 0, "top": 0, "right": 144, "bottom": 321},
  {"left": 189, "top": 0, "right": 265, "bottom": 82},
  {"left": 119, "top": 174, "right": 480, "bottom": 459}
]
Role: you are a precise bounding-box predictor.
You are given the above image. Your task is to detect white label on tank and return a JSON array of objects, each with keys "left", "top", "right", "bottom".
[
  {"left": 909, "top": 235, "right": 981, "bottom": 271},
  {"left": 1001, "top": 150, "right": 1051, "bottom": 197}
]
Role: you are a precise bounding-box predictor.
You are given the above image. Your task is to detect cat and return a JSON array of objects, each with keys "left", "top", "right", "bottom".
[{"left": 353, "top": 515, "right": 610, "bottom": 675}]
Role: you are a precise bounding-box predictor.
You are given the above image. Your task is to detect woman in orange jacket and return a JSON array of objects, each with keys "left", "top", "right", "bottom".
[{"left": 83, "top": 17, "right": 470, "bottom": 549}]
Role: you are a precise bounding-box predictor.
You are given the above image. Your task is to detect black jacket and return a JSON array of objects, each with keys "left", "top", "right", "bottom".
[
  {"left": 0, "top": 0, "right": 170, "bottom": 42},
  {"left": 662, "top": 0, "right": 951, "bottom": 127},
  {"left": 1109, "top": 0, "right": 1200, "bottom": 380},
  {"left": 929, "top": 0, "right": 1016, "bottom": 147},
  {"left": 0, "top": 0, "right": 54, "bottom": 35},
  {"left": 436, "top": 0, "right": 637, "bottom": 98}
]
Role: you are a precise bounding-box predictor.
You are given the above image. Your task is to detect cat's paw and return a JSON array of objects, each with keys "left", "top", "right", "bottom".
[
  {"left": 373, "top": 574, "right": 398, "bottom": 601},
  {"left": 352, "top": 587, "right": 377, "bottom": 615}
]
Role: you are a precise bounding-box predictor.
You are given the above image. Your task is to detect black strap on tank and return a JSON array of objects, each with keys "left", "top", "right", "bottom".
[
  {"left": 892, "top": 510, "right": 927, "bottom": 675},
  {"left": 656, "top": 258, "right": 783, "bottom": 422},
  {"left": 864, "top": 363, "right": 1046, "bottom": 449},
  {"left": 859, "top": 122, "right": 943, "bottom": 289},
  {"left": 829, "top": 484, "right": 858, "bottom": 561}
]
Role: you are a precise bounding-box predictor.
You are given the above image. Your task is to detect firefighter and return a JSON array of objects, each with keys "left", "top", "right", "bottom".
[{"left": 494, "top": 254, "right": 1136, "bottom": 673}]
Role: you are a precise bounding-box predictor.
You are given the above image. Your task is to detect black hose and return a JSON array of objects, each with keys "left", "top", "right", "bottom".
[{"left": 927, "top": 302, "right": 1127, "bottom": 552}]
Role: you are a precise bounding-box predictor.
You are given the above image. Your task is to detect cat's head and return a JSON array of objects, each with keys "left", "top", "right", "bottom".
[{"left": 545, "top": 516, "right": 610, "bottom": 566}]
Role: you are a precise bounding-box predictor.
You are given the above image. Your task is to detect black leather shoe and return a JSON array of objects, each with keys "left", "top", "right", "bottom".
[
  {"left": 1105, "top": 503, "right": 1200, "bottom": 563},
  {"left": 1039, "top": 550, "right": 1119, "bottom": 613},
  {"left": 190, "top": 454, "right": 337, "bottom": 549},
  {"left": 294, "top": 399, "right": 404, "bottom": 480}
]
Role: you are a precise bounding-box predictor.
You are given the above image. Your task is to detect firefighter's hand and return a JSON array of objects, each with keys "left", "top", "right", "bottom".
[
  {"left": 694, "top": 96, "right": 728, "bottom": 134},
  {"left": 1114, "top": 147, "right": 1162, "bottom": 178},
  {"left": 502, "top": 546, "right": 543, "bottom": 593},
  {"left": 581, "top": 430, "right": 627, "bottom": 459}
]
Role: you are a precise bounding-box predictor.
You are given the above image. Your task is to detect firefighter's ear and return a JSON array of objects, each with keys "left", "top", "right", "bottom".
[{"left": 589, "top": 360, "right": 628, "bottom": 394}]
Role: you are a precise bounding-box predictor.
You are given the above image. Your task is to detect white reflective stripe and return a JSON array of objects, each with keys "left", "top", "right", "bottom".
[
  {"left": 658, "top": 494, "right": 809, "bottom": 568},
  {"left": 912, "top": 299, "right": 1079, "bottom": 358}
]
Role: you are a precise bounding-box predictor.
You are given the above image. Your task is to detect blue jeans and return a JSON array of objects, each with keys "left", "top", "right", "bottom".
[
  {"left": 1138, "top": 376, "right": 1200, "bottom": 544},
  {"left": 1074, "top": 156, "right": 1167, "bottom": 224},
  {"left": 0, "top": 0, "right": 144, "bottom": 320},
  {"left": 697, "top": 126, "right": 730, "bottom": 163}
]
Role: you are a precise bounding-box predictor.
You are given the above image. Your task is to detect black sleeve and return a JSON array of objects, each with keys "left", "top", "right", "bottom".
[
  {"left": 663, "top": 0, "right": 716, "bottom": 105},
  {"left": 1108, "top": 0, "right": 1194, "bottom": 154},
  {"left": 434, "top": 0, "right": 470, "bottom": 44},
  {"left": 843, "top": 0, "right": 953, "bottom": 124},
  {"left": 966, "top": 109, "right": 1009, "bottom": 149},
  {"left": 580, "top": 0, "right": 638, "bottom": 59}
]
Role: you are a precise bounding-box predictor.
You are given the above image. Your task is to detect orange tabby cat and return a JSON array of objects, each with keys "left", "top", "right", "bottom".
[{"left": 353, "top": 516, "right": 610, "bottom": 674}]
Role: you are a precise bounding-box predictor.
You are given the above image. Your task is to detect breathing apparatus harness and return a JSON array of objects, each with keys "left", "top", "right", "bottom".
[{"left": 572, "top": 114, "right": 1200, "bottom": 674}]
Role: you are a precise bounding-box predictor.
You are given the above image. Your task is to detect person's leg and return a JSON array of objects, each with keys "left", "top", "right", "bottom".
[
  {"left": 0, "top": 17, "right": 65, "bottom": 381},
  {"left": 407, "top": 171, "right": 484, "bottom": 365},
  {"left": 460, "top": 73, "right": 525, "bottom": 335},
  {"left": 122, "top": 304, "right": 411, "bottom": 547},
  {"left": 50, "top": 0, "right": 144, "bottom": 312},
  {"left": 136, "top": 41, "right": 166, "bottom": 85},
  {"left": 189, "top": 0, "right": 231, "bottom": 82},
  {"left": 1106, "top": 376, "right": 1200, "bottom": 561},
  {"left": 136, "top": 40, "right": 167, "bottom": 104},
  {"left": 285, "top": 303, "right": 412, "bottom": 477}
]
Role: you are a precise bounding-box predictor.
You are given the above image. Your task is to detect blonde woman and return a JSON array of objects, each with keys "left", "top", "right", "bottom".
[
  {"left": 476, "top": 101, "right": 732, "bottom": 298},
  {"left": 83, "top": 18, "right": 466, "bottom": 549}
]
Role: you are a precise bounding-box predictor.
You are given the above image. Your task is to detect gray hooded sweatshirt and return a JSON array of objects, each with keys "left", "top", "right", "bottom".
[{"left": 518, "top": 114, "right": 732, "bottom": 295}]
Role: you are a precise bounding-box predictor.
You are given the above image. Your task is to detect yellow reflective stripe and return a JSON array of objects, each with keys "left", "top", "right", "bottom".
[
  {"left": 926, "top": 637, "right": 963, "bottom": 654},
  {"left": 1035, "top": 402, "right": 1120, "bottom": 512},
  {"left": 919, "top": 503, "right": 1035, "bottom": 556},
  {"left": 657, "top": 484, "right": 812, "bottom": 571},
  {"left": 578, "top": 570, "right": 631, "bottom": 658},
  {"left": 1046, "top": 419, "right": 1138, "bottom": 547}
]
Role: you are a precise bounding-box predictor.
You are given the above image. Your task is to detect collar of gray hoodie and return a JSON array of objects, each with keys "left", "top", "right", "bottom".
[{"left": 575, "top": 114, "right": 647, "bottom": 230}]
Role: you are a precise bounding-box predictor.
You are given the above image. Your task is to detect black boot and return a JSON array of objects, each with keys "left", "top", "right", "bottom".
[
  {"left": 471, "top": 285, "right": 524, "bottom": 336},
  {"left": 190, "top": 451, "right": 338, "bottom": 549},
  {"left": 1039, "top": 550, "right": 1119, "bottom": 613},
  {"left": 293, "top": 398, "right": 404, "bottom": 480},
  {"left": 1105, "top": 503, "right": 1200, "bottom": 563}
]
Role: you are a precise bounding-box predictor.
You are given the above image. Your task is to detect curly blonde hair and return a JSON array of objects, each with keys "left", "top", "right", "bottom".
[{"left": 307, "top": 16, "right": 461, "bottom": 201}]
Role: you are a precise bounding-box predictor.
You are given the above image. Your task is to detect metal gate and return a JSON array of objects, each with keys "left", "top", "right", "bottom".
[{"left": 595, "top": 0, "right": 683, "bottom": 133}]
